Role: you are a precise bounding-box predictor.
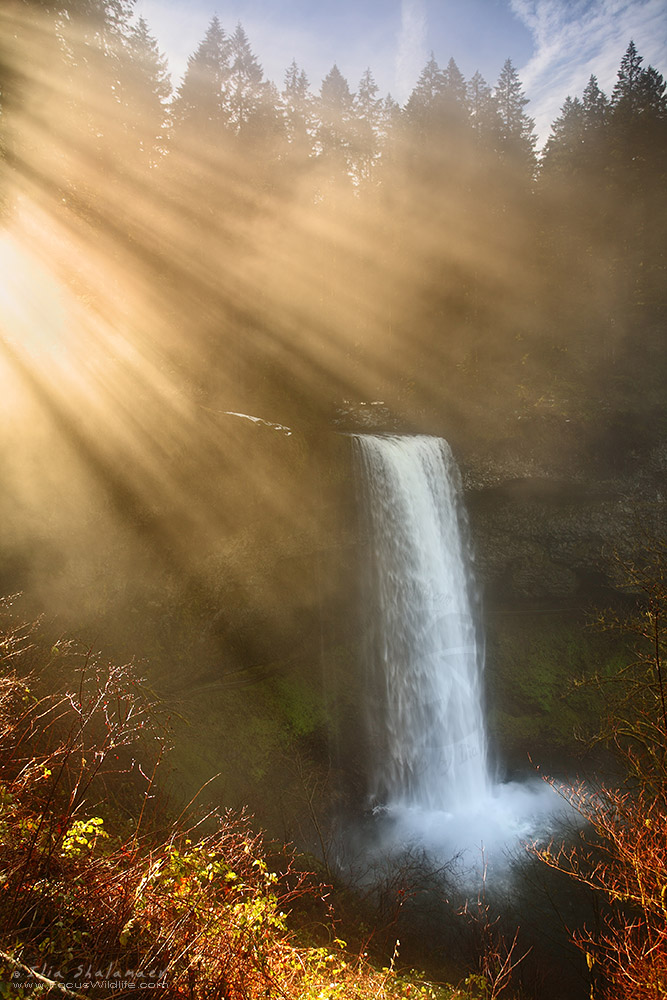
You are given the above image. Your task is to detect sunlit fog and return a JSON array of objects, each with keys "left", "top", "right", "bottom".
[{"left": 0, "top": 2, "right": 665, "bottom": 997}]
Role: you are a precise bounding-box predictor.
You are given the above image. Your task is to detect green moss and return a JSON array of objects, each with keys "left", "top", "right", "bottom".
[
  {"left": 268, "top": 676, "right": 327, "bottom": 739},
  {"left": 486, "top": 614, "right": 614, "bottom": 761}
]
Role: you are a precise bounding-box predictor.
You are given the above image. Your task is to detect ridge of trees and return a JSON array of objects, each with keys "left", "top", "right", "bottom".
[
  {"left": 4, "top": 2, "right": 664, "bottom": 189},
  {"left": 0, "top": 1, "right": 665, "bottom": 444}
]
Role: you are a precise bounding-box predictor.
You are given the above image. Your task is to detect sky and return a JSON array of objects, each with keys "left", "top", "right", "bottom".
[{"left": 135, "top": 0, "right": 667, "bottom": 144}]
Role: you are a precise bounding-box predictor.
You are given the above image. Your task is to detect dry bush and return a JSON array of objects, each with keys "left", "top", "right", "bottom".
[
  {"left": 0, "top": 601, "right": 460, "bottom": 999},
  {"left": 534, "top": 542, "right": 667, "bottom": 1000}
]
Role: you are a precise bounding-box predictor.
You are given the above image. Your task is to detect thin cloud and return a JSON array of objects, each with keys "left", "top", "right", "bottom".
[
  {"left": 510, "top": 0, "right": 667, "bottom": 144},
  {"left": 396, "top": 0, "right": 428, "bottom": 102}
]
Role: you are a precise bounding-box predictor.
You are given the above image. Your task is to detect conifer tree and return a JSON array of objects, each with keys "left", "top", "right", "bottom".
[
  {"left": 227, "top": 22, "right": 266, "bottom": 137},
  {"left": 609, "top": 41, "right": 667, "bottom": 168},
  {"left": 441, "top": 57, "right": 474, "bottom": 159},
  {"left": 608, "top": 42, "right": 667, "bottom": 319},
  {"left": 404, "top": 54, "right": 473, "bottom": 168},
  {"left": 494, "top": 58, "right": 537, "bottom": 173},
  {"left": 252, "top": 78, "right": 285, "bottom": 154},
  {"left": 575, "top": 75, "right": 610, "bottom": 178},
  {"left": 171, "top": 16, "right": 230, "bottom": 136},
  {"left": 282, "top": 60, "right": 315, "bottom": 158},
  {"left": 467, "top": 70, "right": 502, "bottom": 149},
  {"left": 376, "top": 93, "right": 400, "bottom": 177},
  {"left": 1, "top": 0, "right": 137, "bottom": 213},
  {"left": 541, "top": 96, "right": 585, "bottom": 174},
  {"left": 611, "top": 40, "right": 645, "bottom": 112},
  {"left": 119, "top": 17, "right": 171, "bottom": 166},
  {"left": 609, "top": 42, "right": 666, "bottom": 184},
  {"left": 352, "top": 68, "right": 383, "bottom": 184},
  {"left": 402, "top": 54, "right": 449, "bottom": 186},
  {"left": 316, "top": 64, "right": 354, "bottom": 181},
  {"left": 404, "top": 54, "right": 445, "bottom": 136},
  {"left": 636, "top": 64, "right": 667, "bottom": 118},
  {"left": 582, "top": 75, "right": 609, "bottom": 128},
  {"left": 57, "top": 0, "right": 137, "bottom": 164},
  {"left": 442, "top": 57, "right": 468, "bottom": 115}
]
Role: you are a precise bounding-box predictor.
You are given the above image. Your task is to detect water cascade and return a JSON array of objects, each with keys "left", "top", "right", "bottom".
[
  {"left": 354, "top": 434, "right": 488, "bottom": 814},
  {"left": 353, "top": 433, "right": 567, "bottom": 862}
]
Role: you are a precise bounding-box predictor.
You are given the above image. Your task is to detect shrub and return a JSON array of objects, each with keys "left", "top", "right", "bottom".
[
  {"left": 0, "top": 600, "right": 462, "bottom": 999},
  {"left": 535, "top": 543, "right": 667, "bottom": 1000}
]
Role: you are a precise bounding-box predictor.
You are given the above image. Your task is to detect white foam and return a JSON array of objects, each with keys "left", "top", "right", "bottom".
[{"left": 366, "top": 777, "right": 578, "bottom": 884}]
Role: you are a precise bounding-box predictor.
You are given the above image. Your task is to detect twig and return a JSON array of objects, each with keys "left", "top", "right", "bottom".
[{"left": 0, "top": 947, "right": 87, "bottom": 998}]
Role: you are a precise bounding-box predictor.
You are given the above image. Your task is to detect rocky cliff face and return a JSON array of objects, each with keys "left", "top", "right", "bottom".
[
  {"left": 335, "top": 397, "right": 666, "bottom": 607},
  {"left": 449, "top": 440, "right": 666, "bottom": 774},
  {"left": 330, "top": 417, "right": 665, "bottom": 777},
  {"left": 461, "top": 441, "right": 666, "bottom": 606}
]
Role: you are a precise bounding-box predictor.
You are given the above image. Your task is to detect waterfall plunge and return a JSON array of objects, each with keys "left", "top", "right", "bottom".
[
  {"left": 355, "top": 434, "right": 488, "bottom": 814},
  {"left": 353, "top": 434, "right": 568, "bottom": 865}
]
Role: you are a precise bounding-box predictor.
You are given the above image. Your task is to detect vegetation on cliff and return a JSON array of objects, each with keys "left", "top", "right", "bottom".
[
  {"left": 0, "top": 542, "right": 665, "bottom": 999},
  {"left": 534, "top": 544, "right": 667, "bottom": 999}
]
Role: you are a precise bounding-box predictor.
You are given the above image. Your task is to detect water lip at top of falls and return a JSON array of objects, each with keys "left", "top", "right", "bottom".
[{"left": 352, "top": 433, "right": 576, "bottom": 870}]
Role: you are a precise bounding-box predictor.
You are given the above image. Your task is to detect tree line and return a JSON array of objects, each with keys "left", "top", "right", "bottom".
[
  {"left": 2, "top": 4, "right": 662, "bottom": 186},
  {"left": 1, "top": 0, "right": 666, "bottom": 456}
]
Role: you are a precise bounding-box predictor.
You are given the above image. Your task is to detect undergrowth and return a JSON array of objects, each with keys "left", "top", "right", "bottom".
[{"left": 0, "top": 600, "right": 492, "bottom": 1000}]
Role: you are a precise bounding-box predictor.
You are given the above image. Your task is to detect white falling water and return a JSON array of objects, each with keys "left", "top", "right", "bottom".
[
  {"left": 354, "top": 434, "right": 489, "bottom": 815},
  {"left": 349, "top": 433, "right": 575, "bottom": 874}
]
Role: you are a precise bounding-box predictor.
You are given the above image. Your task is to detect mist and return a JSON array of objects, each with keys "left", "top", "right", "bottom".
[{"left": 0, "top": 0, "right": 665, "bottom": 845}]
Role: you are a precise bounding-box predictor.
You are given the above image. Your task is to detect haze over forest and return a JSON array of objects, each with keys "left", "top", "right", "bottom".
[
  {"left": 2, "top": 3, "right": 665, "bottom": 447},
  {"left": 0, "top": 3, "right": 666, "bottom": 999},
  {"left": 0, "top": 0, "right": 665, "bottom": 679}
]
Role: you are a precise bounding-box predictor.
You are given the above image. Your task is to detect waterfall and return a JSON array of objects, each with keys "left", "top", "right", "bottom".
[{"left": 354, "top": 434, "right": 489, "bottom": 814}]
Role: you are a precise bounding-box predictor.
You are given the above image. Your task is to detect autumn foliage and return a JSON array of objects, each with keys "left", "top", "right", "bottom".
[
  {"left": 537, "top": 544, "right": 667, "bottom": 1000},
  {"left": 0, "top": 600, "right": 465, "bottom": 1000}
]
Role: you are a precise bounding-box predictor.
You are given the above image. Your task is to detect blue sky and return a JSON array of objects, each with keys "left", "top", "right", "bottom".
[{"left": 135, "top": 0, "right": 667, "bottom": 144}]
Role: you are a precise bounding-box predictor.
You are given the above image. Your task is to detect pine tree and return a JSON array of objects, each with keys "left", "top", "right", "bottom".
[
  {"left": 170, "top": 16, "right": 229, "bottom": 136},
  {"left": 541, "top": 76, "right": 609, "bottom": 177},
  {"left": 582, "top": 75, "right": 609, "bottom": 129},
  {"left": 609, "top": 40, "right": 667, "bottom": 158},
  {"left": 610, "top": 41, "right": 667, "bottom": 175},
  {"left": 58, "top": 0, "right": 137, "bottom": 161},
  {"left": 573, "top": 75, "right": 610, "bottom": 180},
  {"left": 442, "top": 57, "right": 468, "bottom": 115},
  {"left": 494, "top": 58, "right": 537, "bottom": 173},
  {"left": 374, "top": 93, "right": 400, "bottom": 178},
  {"left": 608, "top": 42, "right": 667, "bottom": 317},
  {"left": 636, "top": 64, "right": 667, "bottom": 117},
  {"left": 381, "top": 93, "right": 401, "bottom": 142},
  {"left": 316, "top": 64, "right": 354, "bottom": 181},
  {"left": 0, "top": 0, "right": 137, "bottom": 209},
  {"left": 282, "top": 60, "right": 315, "bottom": 157},
  {"left": 467, "top": 71, "right": 502, "bottom": 149},
  {"left": 404, "top": 53, "right": 445, "bottom": 136},
  {"left": 352, "top": 68, "right": 383, "bottom": 184},
  {"left": 404, "top": 55, "right": 472, "bottom": 169},
  {"left": 541, "top": 96, "right": 585, "bottom": 174},
  {"left": 119, "top": 17, "right": 171, "bottom": 166},
  {"left": 226, "top": 22, "right": 265, "bottom": 137},
  {"left": 251, "top": 78, "right": 284, "bottom": 154},
  {"left": 402, "top": 54, "right": 451, "bottom": 183},
  {"left": 611, "top": 40, "right": 644, "bottom": 112}
]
